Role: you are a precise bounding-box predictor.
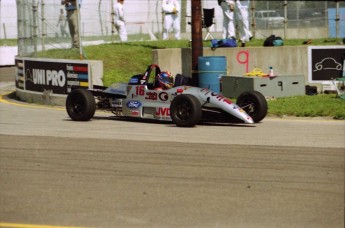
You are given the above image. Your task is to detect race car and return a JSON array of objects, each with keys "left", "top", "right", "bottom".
[{"left": 66, "top": 64, "right": 268, "bottom": 127}]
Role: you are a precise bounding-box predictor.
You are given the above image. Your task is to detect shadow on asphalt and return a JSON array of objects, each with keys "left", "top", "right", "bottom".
[{"left": 63, "top": 115, "right": 256, "bottom": 128}]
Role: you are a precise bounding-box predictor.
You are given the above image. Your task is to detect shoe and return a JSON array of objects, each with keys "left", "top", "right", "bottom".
[{"left": 241, "top": 42, "right": 245, "bottom": 47}]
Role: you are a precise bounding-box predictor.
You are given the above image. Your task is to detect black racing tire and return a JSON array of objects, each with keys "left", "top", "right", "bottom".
[
  {"left": 236, "top": 91, "right": 268, "bottom": 123},
  {"left": 170, "top": 94, "right": 202, "bottom": 127},
  {"left": 66, "top": 89, "right": 96, "bottom": 121}
]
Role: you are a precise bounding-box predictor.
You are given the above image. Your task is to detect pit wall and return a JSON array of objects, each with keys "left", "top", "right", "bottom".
[{"left": 152, "top": 45, "right": 345, "bottom": 90}]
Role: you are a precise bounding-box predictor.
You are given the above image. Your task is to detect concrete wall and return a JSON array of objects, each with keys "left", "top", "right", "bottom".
[{"left": 153, "top": 46, "right": 311, "bottom": 86}]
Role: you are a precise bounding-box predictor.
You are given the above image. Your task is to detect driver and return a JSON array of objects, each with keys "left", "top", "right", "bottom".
[{"left": 154, "top": 71, "right": 174, "bottom": 90}]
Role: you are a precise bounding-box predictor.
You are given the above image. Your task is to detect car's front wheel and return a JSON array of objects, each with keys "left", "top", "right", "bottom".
[
  {"left": 170, "top": 94, "right": 202, "bottom": 127},
  {"left": 66, "top": 89, "right": 96, "bottom": 121},
  {"left": 236, "top": 91, "right": 267, "bottom": 123}
]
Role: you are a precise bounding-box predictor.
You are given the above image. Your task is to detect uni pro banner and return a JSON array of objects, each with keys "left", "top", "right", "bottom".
[{"left": 15, "top": 57, "right": 90, "bottom": 94}]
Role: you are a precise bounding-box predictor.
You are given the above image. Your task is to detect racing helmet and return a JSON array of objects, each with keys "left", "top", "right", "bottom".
[{"left": 157, "top": 71, "right": 174, "bottom": 89}]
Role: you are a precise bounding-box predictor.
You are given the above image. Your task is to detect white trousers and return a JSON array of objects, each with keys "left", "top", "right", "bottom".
[
  {"left": 237, "top": 5, "right": 252, "bottom": 42},
  {"left": 163, "top": 14, "right": 180, "bottom": 40},
  {"left": 221, "top": 2, "right": 235, "bottom": 39},
  {"left": 115, "top": 20, "right": 128, "bottom": 42}
]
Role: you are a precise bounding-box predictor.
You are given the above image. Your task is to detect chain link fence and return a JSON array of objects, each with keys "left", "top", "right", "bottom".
[{"left": 6, "top": 0, "right": 345, "bottom": 57}]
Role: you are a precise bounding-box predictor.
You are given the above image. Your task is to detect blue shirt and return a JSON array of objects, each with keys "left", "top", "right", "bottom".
[{"left": 65, "top": 0, "right": 82, "bottom": 11}]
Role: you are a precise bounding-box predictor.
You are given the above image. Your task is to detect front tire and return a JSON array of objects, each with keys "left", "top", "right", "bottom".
[
  {"left": 66, "top": 89, "right": 96, "bottom": 121},
  {"left": 236, "top": 91, "right": 267, "bottom": 123},
  {"left": 170, "top": 94, "right": 202, "bottom": 127}
]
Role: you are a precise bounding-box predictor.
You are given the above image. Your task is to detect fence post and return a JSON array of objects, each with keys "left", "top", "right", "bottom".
[
  {"left": 41, "top": 0, "right": 46, "bottom": 51},
  {"left": 335, "top": 1, "right": 339, "bottom": 39},
  {"left": 32, "top": 0, "right": 38, "bottom": 57},
  {"left": 110, "top": 0, "right": 115, "bottom": 42},
  {"left": 2, "top": 23, "right": 7, "bottom": 39},
  {"left": 283, "top": 1, "right": 287, "bottom": 39}
]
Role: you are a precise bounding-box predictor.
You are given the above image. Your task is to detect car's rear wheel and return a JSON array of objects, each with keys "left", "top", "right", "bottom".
[
  {"left": 170, "top": 94, "right": 201, "bottom": 127},
  {"left": 236, "top": 91, "right": 267, "bottom": 123},
  {"left": 66, "top": 89, "right": 96, "bottom": 121}
]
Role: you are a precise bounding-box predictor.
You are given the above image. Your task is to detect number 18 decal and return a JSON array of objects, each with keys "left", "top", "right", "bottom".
[{"left": 135, "top": 86, "right": 145, "bottom": 96}]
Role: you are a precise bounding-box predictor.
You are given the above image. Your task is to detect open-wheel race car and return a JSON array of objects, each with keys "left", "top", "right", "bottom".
[{"left": 66, "top": 64, "right": 268, "bottom": 127}]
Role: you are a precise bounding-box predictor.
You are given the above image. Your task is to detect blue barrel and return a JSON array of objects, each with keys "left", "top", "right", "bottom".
[{"left": 198, "top": 56, "right": 227, "bottom": 93}]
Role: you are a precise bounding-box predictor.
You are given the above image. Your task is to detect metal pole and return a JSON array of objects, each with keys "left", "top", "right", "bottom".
[
  {"left": 335, "top": 1, "right": 339, "bottom": 39},
  {"left": 111, "top": 0, "right": 114, "bottom": 42},
  {"left": 75, "top": 0, "right": 83, "bottom": 59},
  {"left": 191, "top": 0, "right": 203, "bottom": 87},
  {"left": 98, "top": 0, "right": 104, "bottom": 36},
  {"left": 16, "top": 0, "right": 22, "bottom": 55},
  {"left": 2, "top": 24, "right": 6, "bottom": 39},
  {"left": 251, "top": 0, "right": 256, "bottom": 38},
  {"left": 0, "top": 0, "right": 2, "bottom": 39},
  {"left": 41, "top": 0, "right": 46, "bottom": 51},
  {"left": 283, "top": 0, "right": 287, "bottom": 39},
  {"left": 32, "top": 0, "right": 38, "bottom": 57}
]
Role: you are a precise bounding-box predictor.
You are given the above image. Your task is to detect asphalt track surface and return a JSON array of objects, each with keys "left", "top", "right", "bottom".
[{"left": 0, "top": 67, "right": 344, "bottom": 228}]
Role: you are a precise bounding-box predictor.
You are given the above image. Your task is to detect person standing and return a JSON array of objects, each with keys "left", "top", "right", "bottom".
[
  {"left": 162, "top": 0, "right": 181, "bottom": 40},
  {"left": 61, "top": 0, "right": 81, "bottom": 49},
  {"left": 56, "top": 8, "right": 68, "bottom": 38},
  {"left": 218, "top": 0, "right": 236, "bottom": 39},
  {"left": 113, "top": 0, "right": 128, "bottom": 42},
  {"left": 236, "top": 0, "right": 253, "bottom": 47}
]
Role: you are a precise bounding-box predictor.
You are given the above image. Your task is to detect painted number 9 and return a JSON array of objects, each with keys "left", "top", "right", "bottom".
[{"left": 237, "top": 51, "right": 249, "bottom": 73}]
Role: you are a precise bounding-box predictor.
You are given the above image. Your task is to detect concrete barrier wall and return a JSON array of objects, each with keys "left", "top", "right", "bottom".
[{"left": 153, "top": 46, "right": 310, "bottom": 85}]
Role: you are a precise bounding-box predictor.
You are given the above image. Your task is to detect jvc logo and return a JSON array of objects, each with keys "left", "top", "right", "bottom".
[{"left": 156, "top": 107, "right": 170, "bottom": 116}]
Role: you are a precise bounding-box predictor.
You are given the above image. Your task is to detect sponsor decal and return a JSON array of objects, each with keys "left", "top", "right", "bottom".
[
  {"left": 129, "top": 110, "right": 140, "bottom": 116},
  {"left": 109, "top": 88, "right": 126, "bottom": 95},
  {"left": 75, "top": 74, "right": 88, "bottom": 80},
  {"left": 67, "top": 64, "right": 88, "bottom": 72},
  {"left": 67, "top": 81, "right": 80, "bottom": 86},
  {"left": 129, "top": 78, "right": 139, "bottom": 84},
  {"left": 17, "top": 59, "right": 89, "bottom": 94},
  {"left": 66, "top": 64, "right": 89, "bottom": 91},
  {"left": 67, "top": 65, "right": 73, "bottom": 71},
  {"left": 145, "top": 91, "right": 158, "bottom": 100},
  {"left": 67, "top": 80, "right": 88, "bottom": 87},
  {"left": 135, "top": 86, "right": 145, "bottom": 96},
  {"left": 156, "top": 107, "right": 170, "bottom": 116},
  {"left": 111, "top": 99, "right": 122, "bottom": 107},
  {"left": 159, "top": 92, "right": 169, "bottom": 101},
  {"left": 30, "top": 69, "right": 66, "bottom": 87},
  {"left": 201, "top": 88, "right": 233, "bottom": 105},
  {"left": 67, "top": 73, "right": 78, "bottom": 79},
  {"left": 79, "top": 82, "right": 89, "bottom": 87},
  {"left": 127, "top": 100, "right": 142, "bottom": 109}
]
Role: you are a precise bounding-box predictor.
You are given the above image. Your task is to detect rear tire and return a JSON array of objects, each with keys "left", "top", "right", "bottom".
[
  {"left": 170, "top": 94, "right": 202, "bottom": 127},
  {"left": 66, "top": 89, "right": 96, "bottom": 121},
  {"left": 236, "top": 91, "right": 267, "bottom": 123}
]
